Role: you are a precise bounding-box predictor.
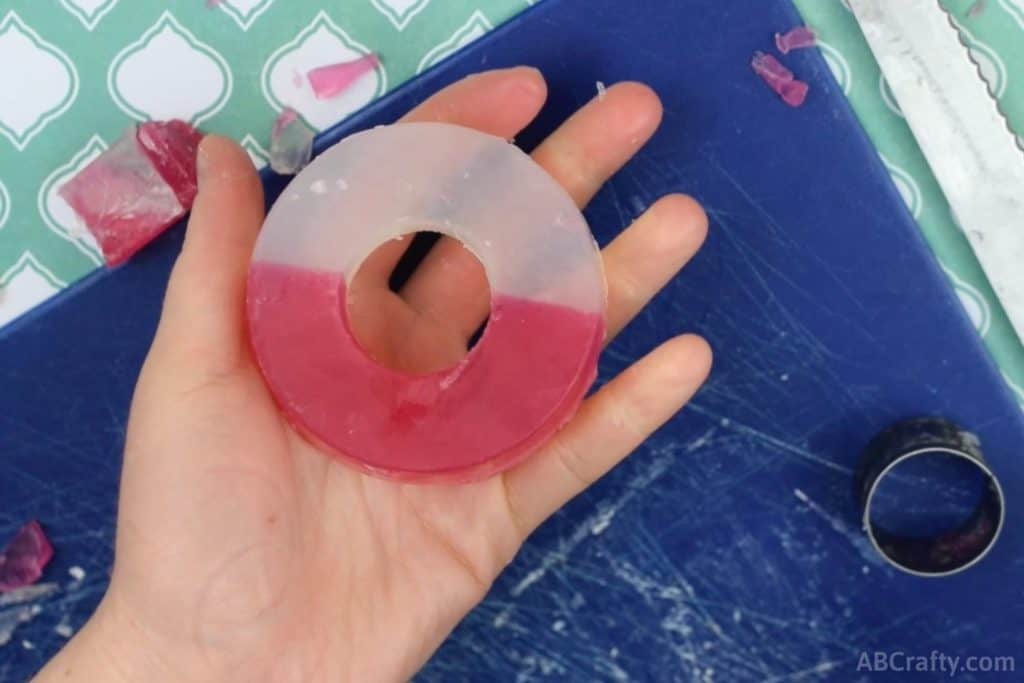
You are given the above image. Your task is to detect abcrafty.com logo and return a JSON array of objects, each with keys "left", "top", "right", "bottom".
[{"left": 857, "top": 650, "right": 1015, "bottom": 677}]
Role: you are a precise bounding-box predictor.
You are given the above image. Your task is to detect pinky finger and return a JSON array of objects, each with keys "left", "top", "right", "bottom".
[{"left": 501, "top": 334, "right": 713, "bottom": 539}]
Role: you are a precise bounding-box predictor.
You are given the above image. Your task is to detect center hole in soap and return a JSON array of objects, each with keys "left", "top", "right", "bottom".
[{"left": 346, "top": 231, "right": 491, "bottom": 375}]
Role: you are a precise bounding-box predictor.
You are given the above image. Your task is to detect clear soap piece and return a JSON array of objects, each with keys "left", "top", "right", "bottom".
[{"left": 270, "top": 108, "right": 315, "bottom": 175}]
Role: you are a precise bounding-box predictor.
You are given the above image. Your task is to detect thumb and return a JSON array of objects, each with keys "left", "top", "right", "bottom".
[{"left": 153, "top": 135, "right": 265, "bottom": 373}]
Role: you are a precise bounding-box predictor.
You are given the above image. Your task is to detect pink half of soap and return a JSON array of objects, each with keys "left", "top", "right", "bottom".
[
  {"left": 307, "top": 54, "right": 379, "bottom": 100},
  {"left": 751, "top": 51, "right": 809, "bottom": 107},
  {"left": 59, "top": 120, "right": 202, "bottom": 266},
  {"left": 247, "top": 264, "right": 603, "bottom": 482},
  {"left": 0, "top": 521, "right": 54, "bottom": 593}
]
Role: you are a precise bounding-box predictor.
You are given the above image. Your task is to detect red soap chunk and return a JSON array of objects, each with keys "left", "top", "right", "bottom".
[
  {"left": 0, "top": 521, "right": 54, "bottom": 593},
  {"left": 59, "top": 120, "right": 202, "bottom": 266},
  {"left": 137, "top": 120, "right": 203, "bottom": 208}
]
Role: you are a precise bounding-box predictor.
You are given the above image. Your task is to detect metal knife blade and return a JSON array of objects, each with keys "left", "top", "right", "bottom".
[{"left": 849, "top": 0, "right": 1024, "bottom": 344}]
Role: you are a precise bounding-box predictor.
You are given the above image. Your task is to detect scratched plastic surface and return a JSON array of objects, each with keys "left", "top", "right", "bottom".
[
  {"left": 2, "top": 0, "right": 1024, "bottom": 679},
  {"left": 247, "top": 123, "right": 605, "bottom": 481}
]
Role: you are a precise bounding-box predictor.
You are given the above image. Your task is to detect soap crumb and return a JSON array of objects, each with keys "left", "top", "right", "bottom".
[
  {"left": 67, "top": 566, "right": 86, "bottom": 582},
  {"left": 307, "top": 54, "right": 379, "bottom": 100},
  {"left": 335, "top": 178, "right": 349, "bottom": 190},
  {"left": 54, "top": 616, "right": 74, "bottom": 639},
  {"left": 596, "top": 81, "right": 607, "bottom": 100},
  {"left": 751, "top": 51, "right": 809, "bottom": 107},
  {"left": 774, "top": 26, "right": 816, "bottom": 54},
  {"left": 21, "top": 639, "right": 35, "bottom": 650},
  {"left": 309, "top": 179, "right": 327, "bottom": 194}
]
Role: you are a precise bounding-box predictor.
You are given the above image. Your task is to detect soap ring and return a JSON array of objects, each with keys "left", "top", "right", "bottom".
[{"left": 247, "top": 123, "right": 607, "bottom": 482}]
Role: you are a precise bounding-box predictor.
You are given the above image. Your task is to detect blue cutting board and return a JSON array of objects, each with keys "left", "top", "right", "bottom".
[{"left": 3, "top": 0, "right": 1023, "bottom": 679}]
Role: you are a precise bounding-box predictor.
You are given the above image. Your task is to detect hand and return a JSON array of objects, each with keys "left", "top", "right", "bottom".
[{"left": 36, "top": 67, "right": 711, "bottom": 683}]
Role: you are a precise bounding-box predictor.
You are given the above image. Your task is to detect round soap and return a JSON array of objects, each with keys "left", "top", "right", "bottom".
[{"left": 246, "top": 122, "right": 606, "bottom": 482}]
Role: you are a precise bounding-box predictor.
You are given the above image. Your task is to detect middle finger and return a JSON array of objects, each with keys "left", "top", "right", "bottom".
[{"left": 400, "top": 81, "right": 664, "bottom": 340}]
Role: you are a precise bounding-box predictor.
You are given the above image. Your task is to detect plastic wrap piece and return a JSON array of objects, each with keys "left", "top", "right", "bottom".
[
  {"left": 59, "top": 120, "right": 202, "bottom": 266},
  {"left": 247, "top": 123, "right": 607, "bottom": 483},
  {"left": 0, "top": 521, "right": 54, "bottom": 593}
]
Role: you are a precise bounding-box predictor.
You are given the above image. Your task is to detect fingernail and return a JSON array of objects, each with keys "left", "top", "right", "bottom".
[{"left": 515, "top": 66, "right": 545, "bottom": 95}]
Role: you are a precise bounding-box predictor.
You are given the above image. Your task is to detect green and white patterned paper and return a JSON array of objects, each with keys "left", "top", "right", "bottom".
[
  {"left": 0, "top": 0, "right": 528, "bottom": 326},
  {"left": 792, "top": 0, "right": 1024, "bottom": 407}
]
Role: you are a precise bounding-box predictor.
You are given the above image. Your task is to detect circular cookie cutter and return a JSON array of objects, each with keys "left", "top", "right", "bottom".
[
  {"left": 854, "top": 417, "right": 1005, "bottom": 577},
  {"left": 247, "top": 122, "right": 607, "bottom": 482}
]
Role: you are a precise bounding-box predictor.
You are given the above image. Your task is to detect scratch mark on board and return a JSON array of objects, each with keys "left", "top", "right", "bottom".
[
  {"left": 689, "top": 403, "right": 851, "bottom": 474},
  {"left": 793, "top": 489, "right": 882, "bottom": 566},
  {"left": 509, "top": 450, "right": 675, "bottom": 598}
]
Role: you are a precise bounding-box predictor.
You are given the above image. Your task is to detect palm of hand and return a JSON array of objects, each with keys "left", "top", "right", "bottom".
[
  {"left": 40, "top": 68, "right": 710, "bottom": 683},
  {"left": 119, "top": 316, "right": 519, "bottom": 682}
]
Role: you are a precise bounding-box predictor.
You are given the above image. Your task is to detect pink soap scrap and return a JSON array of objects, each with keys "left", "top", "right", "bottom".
[
  {"left": 0, "top": 521, "right": 54, "bottom": 593},
  {"left": 752, "top": 51, "right": 793, "bottom": 86},
  {"left": 309, "top": 54, "right": 382, "bottom": 100},
  {"left": 59, "top": 120, "right": 203, "bottom": 266},
  {"left": 774, "top": 26, "right": 817, "bottom": 54},
  {"left": 778, "top": 79, "right": 809, "bottom": 107},
  {"left": 751, "top": 51, "right": 809, "bottom": 107},
  {"left": 307, "top": 54, "right": 379, "bottom": 100}
]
